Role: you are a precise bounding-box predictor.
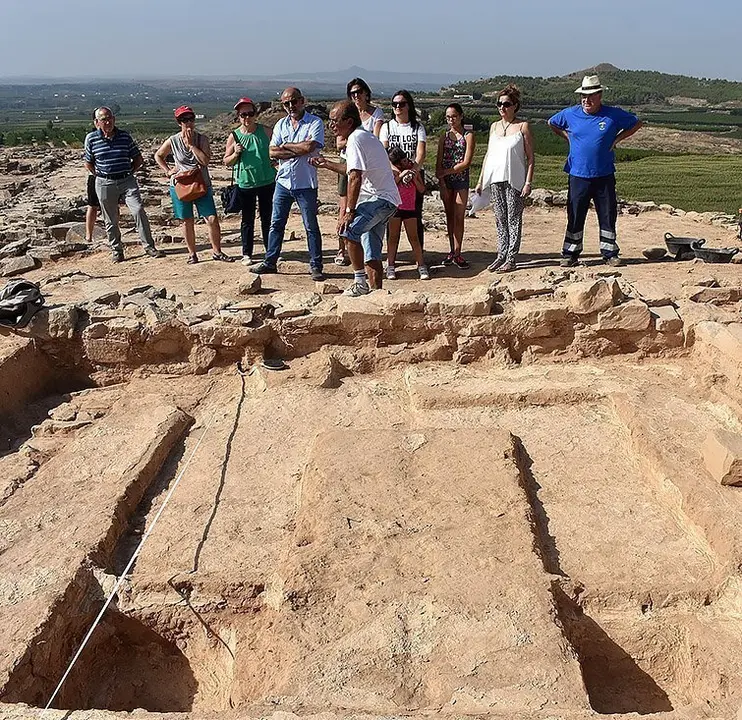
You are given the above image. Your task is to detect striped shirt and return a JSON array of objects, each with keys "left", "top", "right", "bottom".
[{"left": 83, "top": 128, "right": 140, "bottom": 176}]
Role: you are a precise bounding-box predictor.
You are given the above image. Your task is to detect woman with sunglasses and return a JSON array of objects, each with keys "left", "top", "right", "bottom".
[
  {"left": 347, "top": 77, "right": 384, "bottom": 136},
  {"left": 475, "top": 84, "right": 534, "bottom": 273},
  {"left": 436, "top": 103, "right": 475, "bottom": 269},
  {"left": 155, "top": 105, "right": 233, "bottom": 264},
  {"left": 380, "top": 89, "right": 427, "bottom": 265},
  {"left": 224, "top": 97, "right": 276, "bottom": 265}
]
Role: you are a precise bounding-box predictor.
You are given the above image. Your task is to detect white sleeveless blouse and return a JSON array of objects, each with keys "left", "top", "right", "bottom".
[{"left": 483, "top": 129, "right": 527, "bottom": 192}]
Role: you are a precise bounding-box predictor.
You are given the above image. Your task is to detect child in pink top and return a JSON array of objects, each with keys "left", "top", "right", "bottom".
[{"left": 387, "top": 147, "right": 428, "bottom": 280}]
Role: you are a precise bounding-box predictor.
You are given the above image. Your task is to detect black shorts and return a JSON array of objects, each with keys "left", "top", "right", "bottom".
[
  {"left": 394, "top": 208, "right": 419, "bottom": 220},
  {"left": 86, "top": 175, "right": 100, "bottom": 208}
]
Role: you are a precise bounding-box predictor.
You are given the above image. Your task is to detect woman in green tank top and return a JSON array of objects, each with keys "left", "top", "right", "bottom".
[{"left": 224, "top": 98, "right": 277, "bottom": 265}]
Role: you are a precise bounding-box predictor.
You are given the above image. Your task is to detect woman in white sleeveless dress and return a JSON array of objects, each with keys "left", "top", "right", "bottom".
[{"left": 475, "top": 84, "right": 535, "bottom": 273}]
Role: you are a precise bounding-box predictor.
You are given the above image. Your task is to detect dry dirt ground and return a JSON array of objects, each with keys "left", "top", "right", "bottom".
[{"left": 2, "top": 157, "right": 742, "bottom": 720}]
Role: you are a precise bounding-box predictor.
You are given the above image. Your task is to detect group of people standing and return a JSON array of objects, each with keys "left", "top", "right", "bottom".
[{"left": 82, "top": 73, "right": 642, "bottom": 292}]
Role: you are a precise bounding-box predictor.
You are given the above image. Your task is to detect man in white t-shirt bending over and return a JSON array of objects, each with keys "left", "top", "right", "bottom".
[{"left": 313, "top": 101, "right": 400, "bottom": 296}]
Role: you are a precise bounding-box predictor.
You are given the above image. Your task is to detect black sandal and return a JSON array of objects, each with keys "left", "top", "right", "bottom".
[
  {"left": 187, "top": 254, "right": 199, "bottom": 264},
  {"left": 212, "top": 252, "right": 234, "bottom": 262}
]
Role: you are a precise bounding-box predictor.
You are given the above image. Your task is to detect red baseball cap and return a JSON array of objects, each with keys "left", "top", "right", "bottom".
[
  {"left": 233, "top": 97, "right": 254, "bottom": 110},
  {"left": 174, "top": 105, "right": 195, "bottom": 119}
]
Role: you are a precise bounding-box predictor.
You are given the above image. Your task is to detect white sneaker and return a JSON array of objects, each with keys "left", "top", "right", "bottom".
[
  {"left": 385, "top": 265, "right": 397, "bottom": 280},
  {"left": 343, "top": 282, "right": 370, "bottom": 297},
  {"left": 241, "top": 255, "right": 253, "bottom": 266},
  {"left": 418, "top": 264, "right": 430, "bottom": 280}
]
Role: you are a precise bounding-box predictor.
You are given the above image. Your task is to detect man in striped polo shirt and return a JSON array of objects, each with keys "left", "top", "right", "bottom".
[{"left": 84, "top": 107, "right": 164, "bottom": 262}]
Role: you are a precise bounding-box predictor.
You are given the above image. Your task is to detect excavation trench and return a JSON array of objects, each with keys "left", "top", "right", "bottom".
[{"left": 1, "top": 317, "right": 742, "bottom": 719}]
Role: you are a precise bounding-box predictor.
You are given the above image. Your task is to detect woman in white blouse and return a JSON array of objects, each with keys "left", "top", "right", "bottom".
[{"left": 475, "top": 84, "right": 535, "bottom": 273}]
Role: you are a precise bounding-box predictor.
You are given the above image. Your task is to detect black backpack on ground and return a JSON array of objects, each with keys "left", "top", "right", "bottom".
[{"left": 0, "top": 278, "right": 45, "bottom": 329}]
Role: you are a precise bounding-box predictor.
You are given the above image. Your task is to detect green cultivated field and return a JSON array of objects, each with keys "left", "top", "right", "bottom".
[
  {"left": 533, "top": 155, "right": 742, "bottom": 213},
  {"left": 426, "top": 125, "right": 742, "bottom": 214}
]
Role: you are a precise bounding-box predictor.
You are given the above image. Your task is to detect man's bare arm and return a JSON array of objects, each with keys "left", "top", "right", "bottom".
[
  {"left": 281, "top": 140, "right": 319, "bottom": 156},
  {"left": 270, "top": 145, "right": 296, "bottom": 159},
  {"left": 613, "top": 120, "right": 643, "bottom": 146},
  {"left": 548, "top": 124, "right": 569, "bottom": 141},
  {"left": 345, "top": 169, "right": 361, "bottom": 210}
]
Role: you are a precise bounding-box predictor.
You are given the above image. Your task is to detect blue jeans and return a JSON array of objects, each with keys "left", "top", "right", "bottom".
[
  {"left": 264, "top": 183, "right": 323, "bottom": 269},
  {"left": 341, "top": 198, "right": 397, "bottom": 262}
]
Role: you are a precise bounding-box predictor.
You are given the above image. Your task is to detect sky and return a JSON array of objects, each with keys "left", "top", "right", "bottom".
[{"left": 1, "top": 0, "right": 741, "bottom": 82}]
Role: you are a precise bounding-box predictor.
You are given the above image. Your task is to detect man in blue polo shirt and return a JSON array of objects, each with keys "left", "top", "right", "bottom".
[
  {"left": 549, "top": 75, "right": 642, "bottom": 267},
  {"left": 84, "top": 106, "right": 164, "bottom": 262},
  {"left": 251, "top": 87, "right": 325, "bottom": 281}
]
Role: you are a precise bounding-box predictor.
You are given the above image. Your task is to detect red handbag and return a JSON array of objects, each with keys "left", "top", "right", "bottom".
[
  {"left": 174, "top": 133, "right": 208, "bottom": 202},
  {"left": 174, "top": 167, "right": 208, "bottom": 202}
]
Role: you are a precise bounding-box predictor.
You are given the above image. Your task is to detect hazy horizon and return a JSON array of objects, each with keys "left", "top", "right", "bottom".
[
  {"left": 0, "top": 63, "right": 741, "bottom": 85},
  {"left": 1, "top": 0, "right": 741, "bottom": 83}
]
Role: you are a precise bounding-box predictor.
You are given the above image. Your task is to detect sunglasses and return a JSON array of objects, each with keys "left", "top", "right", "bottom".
[
  {"left": 178, "top": 115, "right": 196, "bottom": 122},
  {"left": 392, "top": 101, "right": 408, "bottom": 108},
  {"left": 496, "top": 101, "right": 514, "bottom": 108},
  {"left": 349, "top": 89, "right": 365, "bottom": 97},
  {"left": 97, "top": 115, "right": 113, "bottom": 121},
  {"left": 282, "top": 97, "right": 302, "bottom": 107},
  {"left": 239, "top": 110, "right": 256, "bottom": 118}
]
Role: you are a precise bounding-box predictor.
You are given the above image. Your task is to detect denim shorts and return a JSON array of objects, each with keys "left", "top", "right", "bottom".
[
  {"left": 444, "top": 172, "right": 470, "bottom": 192},
  {"left": 341, "top": 198, "right": 397, "bottom": 262},
  {"left": 169, "top": 186, "right": 217, "bottom": 220}
]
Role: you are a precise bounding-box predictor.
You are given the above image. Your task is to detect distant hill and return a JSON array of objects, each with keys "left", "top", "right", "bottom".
[{"left": 447, "top": 64, "right": 742, "bottom": 106}]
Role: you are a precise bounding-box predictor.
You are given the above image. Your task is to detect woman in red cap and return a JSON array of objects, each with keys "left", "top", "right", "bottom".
[
  {"left": 155, "top": 105, "right": 234, "bottom": 263},
  {"left": 223, "top": 97, "right": 276, "bottom": 265}
]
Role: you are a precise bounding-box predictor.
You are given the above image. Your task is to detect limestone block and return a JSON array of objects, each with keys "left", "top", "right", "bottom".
[
  {"left": 500, "top": 278, "right": 554, "bottom": 300},
  {"left": 562, "top": 279, "right": 620, "bottom": 315},
  {"left": 274, "top": 305, "right": 309, "bottom": 319},
  {"left": 188, "top": 344, "right": 217, "bottom": 374},
  {"left": 703, "top": 430, "right": 742, "bottom": 486},
  {"left": 31, "top": 305, "right": 80, "bottom": 340},
  {"left": 316, "top": 281, "right": 341, "bottom": 294},
  {"left": 1, "top": 254, "right": 38, "bottom": 277},
  {"left": 597, "top": 300, "right": 651, "bottom": 332},
  {"left": 507, "top": 303, "right": 569, "bottom": 339},
  {"left": 271, "top": 291, "right": 321, "bottom": 319},
  {"left": 84, "top": 337, "right": 132, "bottom": 364},
  {"left": 239, "top": 274, "right": 262, "bottom": 295},
  {"left": 529, "top": 188, "right": 553, "bottom": 205},
  {"left": 90, "top": 289, "right": 121, "bottom": 306},
  {"left": 425, "top": 287, "right": 492, "bottom": 317},
  {"left": 47, "top": 221, "right": 79, "bottom": 241},
  {"left": 631, "top": 281, "right": 673, "bottom": 307},
  {"left": 650, "top": 305, "right": 683, "bottom": 334},
  {"left": 0, "top": 239, "right": 30, "bottom": 258},
  {"left": 689, "top": 287, "right": 742, "bottom": 305},
  {"left": 368, "top": 291, "right": 427, "bottom": 314},
  {"left": 335, "top": 296, "right": 392, "bottom": 334},
  {"left": 189, "top": 321, "right": 256, "bottom": 347}
]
